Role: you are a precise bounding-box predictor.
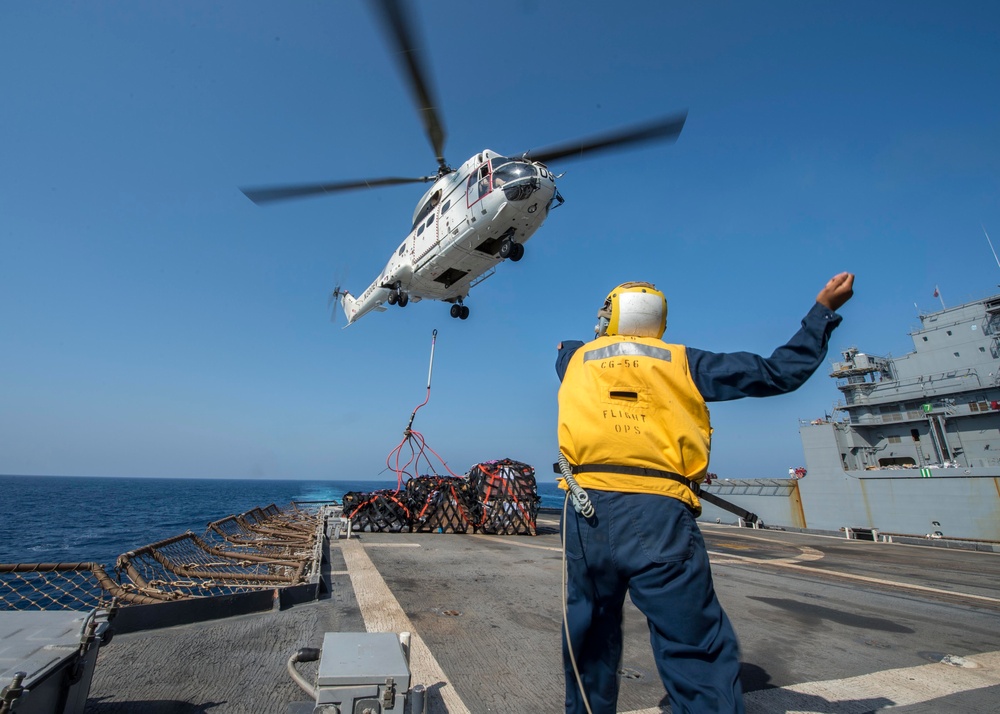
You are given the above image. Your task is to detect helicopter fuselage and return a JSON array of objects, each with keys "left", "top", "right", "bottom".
[{"left": 340, "top": 150, "right": 560, "bottom": 324}]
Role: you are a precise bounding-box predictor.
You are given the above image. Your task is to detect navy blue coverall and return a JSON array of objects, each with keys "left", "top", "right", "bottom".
[{"left": 556, "top": 302, "right": 843, "bottom": 714}]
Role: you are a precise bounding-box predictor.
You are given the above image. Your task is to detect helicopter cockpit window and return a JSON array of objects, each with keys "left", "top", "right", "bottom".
[
  {"left": 477, "top": 165, "right": 490, "bottom": 197},
  {"left": 440, "top": 199, "right": 451, "bottom": 214},
  {"left": 491, "top": 159, "right": 540, "bottom": 201},
  {"left": 467, "top": 165, "right": 492, "bottom": 205},
  {"left": 397, "top": 242, "right": 406, "bottom": 257},
  {"left": 489, "top": 156, "right": 512, "bottom": 170}
]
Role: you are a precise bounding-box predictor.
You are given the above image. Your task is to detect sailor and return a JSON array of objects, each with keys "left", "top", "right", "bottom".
[{"left": 555, "top": 273, "right": 855, "bottom": 714}]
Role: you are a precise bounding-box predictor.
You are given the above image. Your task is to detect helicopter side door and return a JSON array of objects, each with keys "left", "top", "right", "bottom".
[
  {"left": 441, "top": 185, "right": 469, "bottom": 245},
  {"left": 407, "top": 170, "right": 484, "bottom": 297},
  {"left": 411, "top": 194, "right": 441, "bottom": 271},
  {"left": 466, "top": 161, "right": 492, "bottom": 214}
]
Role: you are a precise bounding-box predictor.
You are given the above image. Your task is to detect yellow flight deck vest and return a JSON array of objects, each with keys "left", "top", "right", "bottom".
[{"left": 558, "top": 335, "right": 712, "bottom": 513}]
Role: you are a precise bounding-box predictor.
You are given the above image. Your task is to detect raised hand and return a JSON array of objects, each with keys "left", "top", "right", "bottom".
[{"left": 816, "top": 272, "right": 855, "bottom": 312}]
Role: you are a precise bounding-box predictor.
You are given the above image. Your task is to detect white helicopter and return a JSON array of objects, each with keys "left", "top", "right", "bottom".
[{"left": 241, "top": 0, "right": 687, "bottom": 326}]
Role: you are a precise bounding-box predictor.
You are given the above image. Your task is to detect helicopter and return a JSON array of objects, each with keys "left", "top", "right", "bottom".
[{"left": 240, "top": 0, "right": 687, "bottom": 326}]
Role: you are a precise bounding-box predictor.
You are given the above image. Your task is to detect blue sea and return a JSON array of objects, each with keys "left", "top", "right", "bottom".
[{"left": 0, "top": 475, "right": 565, "bottom": 567}]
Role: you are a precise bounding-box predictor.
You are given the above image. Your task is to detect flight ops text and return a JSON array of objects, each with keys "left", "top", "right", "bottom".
[{"left": 603, "top": 409, "right": 646, "bottom": 435}]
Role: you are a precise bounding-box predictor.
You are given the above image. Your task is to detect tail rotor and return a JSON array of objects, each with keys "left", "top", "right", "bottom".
[{"left": 328, "top": 285, "right": 348, "bottom": 325}]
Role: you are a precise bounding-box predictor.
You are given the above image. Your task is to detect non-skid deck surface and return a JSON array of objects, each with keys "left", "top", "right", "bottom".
[{"left": 87, "top": 515, "right": 1000, "bottom": 713}]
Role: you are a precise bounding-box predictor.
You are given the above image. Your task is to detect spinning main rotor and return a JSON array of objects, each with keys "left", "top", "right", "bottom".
[{"left": 240, "top": 0, "right": 687, "bottom": 206}]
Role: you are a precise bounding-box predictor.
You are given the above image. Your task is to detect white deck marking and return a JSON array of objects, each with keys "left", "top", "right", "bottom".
[
  {"left": 708, "top": 545, "right": 825, "bottom": 566},
  {"left": 708, "top": 548, "right": 1000, "bottom": 604},
  {"left": 340, "top": 539, "right": 470, "bottom": 714},
  {"left": 468, "top": 534, "right": 563, "bottom": 552},
  {"left": 743, "top": 649, "right": 1000, "bottom": 713},
  {"left": 703, "top": 530, "right": 1000, "bottom": 604},
  {"left": 618, "top": 649, "right": 1000, "bottom": 714}
]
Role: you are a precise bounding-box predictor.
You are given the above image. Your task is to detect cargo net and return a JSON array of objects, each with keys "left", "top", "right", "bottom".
[
  {"left": 409, "top": 475, "right": 475, "bottom": 533},
  {"left": 468, "top": 460, "right": 540, "bottom": 535},
  {"left": 0, "top": 502, "right": 325, "bottom": 612},
  {"left": 344, "top": 459, "right": 540, "bottom": 535}
]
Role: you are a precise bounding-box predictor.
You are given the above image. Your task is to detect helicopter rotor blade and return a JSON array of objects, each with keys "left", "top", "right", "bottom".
[
  {"left": 240, "top": 175, "right": 437, "bottom": 205},
  {"left": 523, "top": 111, "right": 688, "bottom": 165},
  {"left": 369, "top": 0, "right": 449, "bottom": 173}
]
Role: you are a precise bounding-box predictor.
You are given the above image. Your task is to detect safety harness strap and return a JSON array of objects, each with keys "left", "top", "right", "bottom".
[
  {"left": 550, "top": 462, "right": 763, "bottom": 526},
  {"left": 569, "top": 463, "right": 701, "bottom": 495}
]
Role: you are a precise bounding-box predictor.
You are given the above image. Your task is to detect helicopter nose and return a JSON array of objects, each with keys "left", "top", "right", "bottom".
[{"left": 493, "top": 161, "right": 548, "bottom": 202}]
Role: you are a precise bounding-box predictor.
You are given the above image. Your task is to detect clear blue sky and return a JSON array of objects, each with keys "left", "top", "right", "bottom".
[{"left": 2, "top": 1, "right": 998, "bottom": 482}]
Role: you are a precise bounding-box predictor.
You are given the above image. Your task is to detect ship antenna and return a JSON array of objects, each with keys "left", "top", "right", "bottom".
[{"left": 984, "top": 224, "right": 1000, "bottom": 271}]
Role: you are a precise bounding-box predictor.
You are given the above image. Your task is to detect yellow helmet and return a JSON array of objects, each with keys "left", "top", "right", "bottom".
[{"left": 595, "top": 282, "right": 667, "bottom": 338}]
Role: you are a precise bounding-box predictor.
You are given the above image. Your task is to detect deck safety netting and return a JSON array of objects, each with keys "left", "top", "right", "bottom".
[
  {"left": 344, "top": 459, "right": 540, "bottom": 535},
  {"left": 115, "top": 532, "right": 307, "bottom": 601},
  {"left": 1, "top": 501, "right": 326, "bottom": 612},
  {"left": 0, "top": 563, "right": 119, "bottom": 611},
  {"left": 207, "top": 504, "right": 316, "bottom": 559}
]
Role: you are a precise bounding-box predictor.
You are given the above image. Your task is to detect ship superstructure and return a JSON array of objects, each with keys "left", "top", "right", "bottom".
[
  {"left": 830, "top": 295, "right": 1000, "bottom": 473},
  {"left": 700, "top": 292, "right": 1000, "bottom": 542}
]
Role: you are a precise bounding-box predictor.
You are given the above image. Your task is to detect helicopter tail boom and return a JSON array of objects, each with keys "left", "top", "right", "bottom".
[{"left": 335, "top": 285, "right": 390, "bottom": 327}]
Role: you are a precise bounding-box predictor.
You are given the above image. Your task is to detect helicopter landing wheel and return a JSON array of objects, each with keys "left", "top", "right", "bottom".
[
  {"left": 387, "top": 289, "right": 398, "bottom": 305},
  {"left": 499, "top": 238, "right": 513, "bottom": 260},
  {"left": 450, "top": 304, "right": 461, "bottom": 318},
  {"left": 460, "top": 305, "right": 470, "bottom": 320},
  {"left": 509, "top": 243, "right": 524, "bottom": 262},
  {"left": 397, "top": 292, "right": 409, "bottom": 307}
]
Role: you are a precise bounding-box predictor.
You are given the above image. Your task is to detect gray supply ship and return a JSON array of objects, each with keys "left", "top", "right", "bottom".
[{"left": 700, "top": 290, "right": 1000, "bottom": 543}]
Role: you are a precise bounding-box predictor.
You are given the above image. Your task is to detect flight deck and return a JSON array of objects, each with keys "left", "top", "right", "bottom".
[{"left": 85, "top": 512, "right": 1000, "bottom": 713}]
